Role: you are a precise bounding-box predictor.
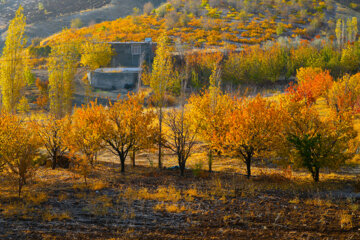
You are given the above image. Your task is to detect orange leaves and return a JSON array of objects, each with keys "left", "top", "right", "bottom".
[
  {"left": 69, "top": 101, "right": 105, "bottom": 165},
  {"left": 286, "top": 67, "right": 333, "bottom": 105},
  {"left": 226, "top": 96, "right": 285, "bottom": 156},
  {"left": 102, "top": 93, "right": 156, "bottom": 172}
]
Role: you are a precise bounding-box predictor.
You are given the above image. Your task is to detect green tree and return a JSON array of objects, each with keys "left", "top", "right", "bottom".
[{"left": 0, "top": 6, "right": 29, "bottom": 112}]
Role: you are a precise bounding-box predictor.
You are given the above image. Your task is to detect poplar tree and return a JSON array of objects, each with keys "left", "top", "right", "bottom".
[
  {"left": 48, "top": 42, "right": 79, "bottom": 118},
  {"left": 0, "top": 6, "right": 28, "bottom": 112},
  {"left": 148, "top": 33, "right": 178, "bottom": 169}
]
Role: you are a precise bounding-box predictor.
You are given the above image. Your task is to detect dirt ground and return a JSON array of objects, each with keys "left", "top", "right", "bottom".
[{"left": 0, "top": 150, "right": 360, "bottom": 240}]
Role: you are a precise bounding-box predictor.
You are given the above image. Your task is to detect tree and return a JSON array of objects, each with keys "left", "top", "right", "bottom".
[
  {"left": 147, "top": 33, "right": 178, "bottom": 169},
  {"left": 163, "top": 108, "right": 198, "bottom": 176},
  {"left": 0, "top": 6, "right": 30, "bottom": 112},
  {"left": 80, "top": 40, "right": 113, "bottom": 71},
  {"left": 0, "top": 114, "right": 40, "bottom": 197},
  {"left": 225, "top": 96, "right": 285, "bottom": 179},
  {"left": 68, "top": 101, "right": 104, "bottom": 168},
  {"left": 80, "top": 39, "right": 113, "bottom": 102},
  {"left": 335, "top": 19, "right": 345, "bottom": 48},
  {"left": 33, "top": 115, "right": 70, "bottom": 169},
  {"left": 284, "top": 102, "right": 357, "bottom": 182},
  {"left": 340, "top": 45, "right": 360, "bottom": 74},
  {"left": 102, "top": 94, "right": 156, "bottom": 173},
  {"left": 286, "top": 67, "right": 333, "bottom": 105},
  {"left": 143, "top": 2, "right": 154, "bottom": 15},
  {"left": 327, "top": 73, "right": 360, "bottom": 114},
  {"left": 48, "top": 41, "right": 79, "bottom": 118},
  {"left": 187, "top": 90, "right": 233, "bottom": 172}
]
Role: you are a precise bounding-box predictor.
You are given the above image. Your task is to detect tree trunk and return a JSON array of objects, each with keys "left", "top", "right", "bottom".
[
  {"left": 313, "top": 167, "right": 320, "bottom": 182},
  {"left": 179, "top": 156, "right": 185, "bottom": 177},
  {"left": 52, "top": 150, "right": 57, "bottom": 170},
  {"left": 18, "top": 178, "right": 22, "bottom": 198},
  {"left": 246, "top": 159, "right": 251, "bottom": 179},
  {"left": 131, "top": 150, "right": 136, "bottom": 167},
  {"left": 158, "top": 107, "right": 163, "bottom": 169},
  {"left": 208, "top": 148, "right": 213, "bottom": 173},
  {"left": 180, "top": 164, "right": 185, "bottom": 176},
  {"left": 120, "top": 155, "right": 126, "bottom": 173}
]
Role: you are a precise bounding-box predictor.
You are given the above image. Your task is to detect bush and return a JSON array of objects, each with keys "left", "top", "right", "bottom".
[{"left": 71, "top": 18, "right": 84, "bottom": 29}]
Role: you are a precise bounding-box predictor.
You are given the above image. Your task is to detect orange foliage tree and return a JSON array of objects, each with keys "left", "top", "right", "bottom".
[
  {"left": 225, "top": 96, "right": 285, "bottom": 179},
  {"left": 286, "top": 67, "right": 333, "bottom": 105},
  {"left": 68, "top": 102, "right": 104, "bottom": 166},
  {"left": 101, "top": 94, "right": 156, "bottom": 173}
]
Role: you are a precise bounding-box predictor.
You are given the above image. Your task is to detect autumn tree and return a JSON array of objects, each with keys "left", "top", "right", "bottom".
[
  {"left": 225, "top": 96, "right": 285, "bottom": 179},
  {"left": 188, "top": 90, "right": 234, "bottom": 172},
  {"left": 0, "top": 6, "right": 31, "bottom": 112},
  {"left": 283, "top": 102, "right": 357, "bottom": 182},
  {"left": 102, "top": 94, "right": 156, "bottom": 173},
  {"left": 0, "top": 114, "right": 40, "bottom": 197},
  {"left": 147, "top": 33, "right": 178, "bottom": 169},
  {"left": 48, "top": 41, "right": 79, "bottom": 118},
  {"left": 163, "top": 108, "right": 198, "bottom": 176},
  {"left": 33, "top": 115, "right": 71, "bottom": 169},
  {"left": 80, "top": 39, "right": 113, "bottom": 102},
  {"left": 327, "top": 73, "right": 360, "bottom": 114},
  {"left": 80, "top": 40, "right": 113, "bottom": 70},
  {"left": 286, "top": 67, "right": 333, "bottom": 105},
  {"left": 68, "top": 101, "right": 104, "bottom": 167}
]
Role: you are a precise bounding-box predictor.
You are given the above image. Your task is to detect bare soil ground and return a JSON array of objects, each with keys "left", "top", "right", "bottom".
[{"left": 0, "top": 150, "right": 360, "bottom": 240}]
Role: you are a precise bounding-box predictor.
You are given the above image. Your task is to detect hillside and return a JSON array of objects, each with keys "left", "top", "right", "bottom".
[
  {"left": 41, "top": 0, "right": 360, "bottom": 49},
  {"left": 0, "top": 0, "right": 165, "bottom": 48}
]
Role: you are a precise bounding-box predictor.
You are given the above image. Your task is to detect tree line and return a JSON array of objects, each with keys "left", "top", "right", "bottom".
[{"left": 0, "top": 7, "right": 359, "bottom": 198}]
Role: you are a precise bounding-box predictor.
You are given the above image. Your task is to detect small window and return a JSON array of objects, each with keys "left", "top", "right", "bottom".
[{"left": 131, "top": 45, "right": 141, "bottom": 55}]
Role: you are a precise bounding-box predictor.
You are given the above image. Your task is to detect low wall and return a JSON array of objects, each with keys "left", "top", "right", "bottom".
[{"left": 89, "top": 71, "right": 138, "bottom": 90}]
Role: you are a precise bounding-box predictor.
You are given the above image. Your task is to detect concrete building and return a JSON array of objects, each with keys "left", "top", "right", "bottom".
[{"left": 88, "top": 41, "right": 156, "bottom": 90}]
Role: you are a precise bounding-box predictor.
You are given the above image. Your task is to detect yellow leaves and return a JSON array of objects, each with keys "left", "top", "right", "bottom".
[
  {"left": 187, "top": 91, "right": 234, "bottom": 151},
  {"left": 80, "top": 40, "right": 113, "bottom": 70},
  {"left": 0, "top": 6, "right": 28, "bottom": 113},
  {"left": 48, "top": 40, "right": 80, "bottom": 118}
]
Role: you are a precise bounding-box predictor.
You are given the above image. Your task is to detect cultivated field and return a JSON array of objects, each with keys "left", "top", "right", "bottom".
[{"left": 1, "top": 152, "right": 360, "bottom": 239}]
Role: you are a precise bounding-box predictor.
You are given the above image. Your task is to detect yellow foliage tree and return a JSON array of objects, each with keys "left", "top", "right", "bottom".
[
  {"left": 225, "top": 96, "right": 285, "bottom": 178},
  {"left": 48, "top": 41, "right": 79, "bottom": 118},
  {"left": 0, "top": 6, "right": 29, "bottom": 112},
  {"left": 0, "top": 113, "right": 41, "bottom": 197},
  {"left": 148, "top": 33, "right": 178, "bottom": 169},
  {"left": 283, "top": 101, "right": 357, "bottom": 182}
]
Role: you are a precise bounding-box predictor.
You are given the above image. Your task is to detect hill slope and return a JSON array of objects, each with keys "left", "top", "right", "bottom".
[{"left": 41, "top": 0, "right": 360, "bottom": 50}]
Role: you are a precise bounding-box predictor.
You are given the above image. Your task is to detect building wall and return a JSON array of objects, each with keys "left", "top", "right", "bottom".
[
  {"left": 89, "top": 71, "right": 138, "bottom": 90},
  {"left": 110, "top": 42, "right": 156, "bottom": 68}
]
